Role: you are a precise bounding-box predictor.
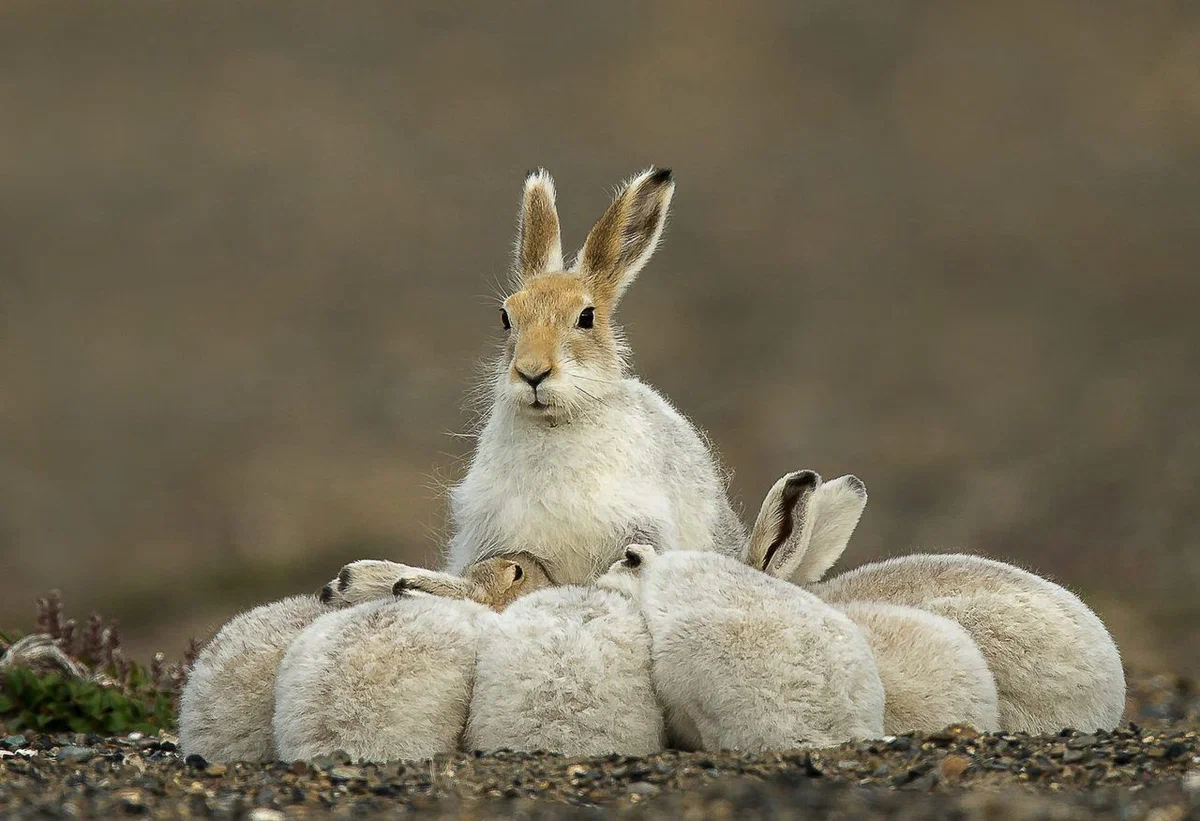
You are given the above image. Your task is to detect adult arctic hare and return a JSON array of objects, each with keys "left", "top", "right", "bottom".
[
  {"left": 273, "top": 594, "right": 495, "bottom": 762},
  {"left": 811, "top": 554, "right": 1126, "bottom": 733},
  {"left": 179, "top": 595, "right": 331, "bottom": 762},
  {"left": 748, "top": 471, "right": 1001, "bottom": 734},
  {"left": 330, "top": 168, "right": 745, "bottom": 601},
  {"left": 600, "top": 544, "right": 884, "bottom": 751}
]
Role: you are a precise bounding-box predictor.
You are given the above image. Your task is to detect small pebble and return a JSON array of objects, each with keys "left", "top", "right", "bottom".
[{"left": 55, "top": 746, "right": 94, "bottom": 764}]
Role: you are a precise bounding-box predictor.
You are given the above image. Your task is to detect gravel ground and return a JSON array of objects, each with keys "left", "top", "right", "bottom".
[{"left": 1, "top": 674, "right": 1197, "bottom": 819}]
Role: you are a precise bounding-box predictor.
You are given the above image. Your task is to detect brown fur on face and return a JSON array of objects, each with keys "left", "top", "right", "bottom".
[
  {"left": 498, "top": 168, "right": 674, "bottom": 416},
  {"left": 502, "top": 274, "right": 624, "bottom": 389},
  {"left": 464, "top": 553, "right": 555, "bottom": 611}
]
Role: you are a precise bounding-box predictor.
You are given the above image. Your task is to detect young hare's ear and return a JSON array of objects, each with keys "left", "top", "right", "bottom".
[
  {"left": 514, "top": 168, "right": 564, "bottom": 281},
  {"left": 622, "top": 543, "right": 657, "bottom": 570},
  {"left": 503, "top": 560, "right": 524, "bottom": 587},
  {"left": 573, "top": 167, "right": 674, "bottom": 305},
  {"left": 791, "top": 475, "right": 867, "bottom": 584},
  {"left": 746, "top": 470, "right": 821, "bottom": 578}
]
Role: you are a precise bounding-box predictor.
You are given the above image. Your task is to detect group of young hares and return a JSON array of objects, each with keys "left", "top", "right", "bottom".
[{"left": 179, "top": 168, "right": 1126, "bottom": 764}]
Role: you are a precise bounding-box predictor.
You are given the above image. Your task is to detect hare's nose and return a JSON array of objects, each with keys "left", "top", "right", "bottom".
[{"left": 516, "top": 367, "right": 551, "bottom": 388}]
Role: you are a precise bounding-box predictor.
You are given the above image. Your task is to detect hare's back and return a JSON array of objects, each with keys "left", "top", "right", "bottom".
[
  {"left": 274, "top": 596, "right": 488, "bottom": 762},
  {"left": 642, "top": 553, "right": 884, "bottom": 750},
  {"left": 467, "top": 585, "right": 663, "bottom": 756},
  {"left": 837, "top": 600, "right": 1000, "bottom": 734}
]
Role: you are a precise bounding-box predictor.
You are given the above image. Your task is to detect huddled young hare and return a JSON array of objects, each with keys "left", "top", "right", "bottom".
[
  {"left": 747, "top": 471, "right": 1001, "bottom": 735},
  {"left": 326, "top": 168, "right": 746, "bottom": 605},
  {"left": 810, "top": 554, "right": 1125, "bottom": 733},
  {"left": 179, "top": 595, "right": 332, "bottom": 762},
  {"left": 756, "top": 470, "right": 1124, "bottom": 733},
  {"left": 272, "top": 594, "right": 495, "bottom": 762},
  {"left": 598, "top": 543, "right": 885, "bottom": 752},
  {"left": 464, "top": 582, "right": 665, "bottom": 756}
]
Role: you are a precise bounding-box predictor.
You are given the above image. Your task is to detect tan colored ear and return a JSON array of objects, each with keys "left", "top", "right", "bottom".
[
  {"left": 791, "top": 475, "right": 867, "bottom": 583},
  {"left": 746, "top": 470, "right": 821, "bottom": 576},
  {"left": 572, "top": 167, "right": 674, "bottom": 304},
  {"left": 502, "top": 560, "right": 524, "bottom": 588},
  {"left": 514, "top": 168, "right": 564, "bottom": 281}
]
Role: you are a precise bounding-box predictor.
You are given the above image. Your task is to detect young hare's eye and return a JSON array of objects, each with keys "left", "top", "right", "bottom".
[
  {"left": 512, "top": 564, "right": 523, "bottom": 582},
  {"left": 577, "top": 307, "right": 595, "bottom": 329},
  {"left": 501, "top": 309, "right": 511, "bottom": 330}
]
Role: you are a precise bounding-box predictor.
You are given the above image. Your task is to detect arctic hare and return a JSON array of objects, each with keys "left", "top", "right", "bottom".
[
  {"left": 330, "top": 168, "right": 745, "bottom": 602},
  {"left": 811, "top": 554, "right": 1126, "bottom": 733},
  {"left": 599, "top": 543, "right": 884, "bottom": 751},
  {"left": 464, "top": 583, "right": 665, "bottom": 756},
  {"left": 273, "top": 594, "right": 494, "bottom": 762},
  {"left": 747, "top": 470, "right": 1000, "bottom": 734},
  {"left": 179, "top": 595, "right": 331, "bottom": 762}
]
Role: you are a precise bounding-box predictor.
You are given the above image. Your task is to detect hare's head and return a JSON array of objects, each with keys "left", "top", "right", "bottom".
[
  {"left": 464, "top": 552, "right": 555, "bottom": 611},
  {"left": 596, "top": 543, "right": 656, "bottom": 599},
  {"left": 494, "top": 168, "right": 675, "bottom": 421}
]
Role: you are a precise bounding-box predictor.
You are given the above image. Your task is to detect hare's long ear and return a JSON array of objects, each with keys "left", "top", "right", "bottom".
[
  {"left": 514, "top": 168, "right": 564, "bottom": 282},
  {"left": 746, "top": 470, "right": 821, "bottom": 577},
  {"left": 791, "top": 475, "right": 867, "bottom": 583},
  {"left": 572, "top": 167, "right": 674, "bottom": 305}
]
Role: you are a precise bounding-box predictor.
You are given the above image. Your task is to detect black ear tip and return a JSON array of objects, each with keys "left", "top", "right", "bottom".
[
  {"left": 392, "top": 579, "right": 407, "bottom": 597},
  {"left": 785, "top": 470, "right": 820, "bottom": 494},
  {"left": 648, "top": 167, "right": 673, "bottom": 185},
  {"left": 845, "top": 475, "right": 867, "bottom": 497},
  {"left": 319, "top": 585, "right": 334, "bottom": 604},
  {"left": 525, "top": 167, "right": 549, "bottom": 182},
  {"left": 624, "top": 548, "right": 643, "bottom": 568}
]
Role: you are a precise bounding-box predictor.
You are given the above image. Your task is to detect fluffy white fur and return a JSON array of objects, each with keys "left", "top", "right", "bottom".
[
  {"left": 835, "top": 601, "right": 1000, "bottom": 734},
  {"left": 812, "top": 554, "right": 1127, "bottom": 733},
  {"left": 273, "top": 595, "right": 494, "bottom": 762},
  {"left": 600, "top": 546, "right": 884, "bottom": 751},
  {"left": 465, "top": 585, "right": 665, "bottom": 756},
  {"left": 179, "top": 595, "right": 330, "bottom": 762}
]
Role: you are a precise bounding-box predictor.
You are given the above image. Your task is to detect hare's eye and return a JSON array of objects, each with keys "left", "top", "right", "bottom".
[
  {"left": 577, "top": 307, "right": 595, "bottom": 329},
  {"left": 512, "top": 565, "right": 523, "bottom": 582},
  {"left": 501, "top": 309, "right": 511, "bottom": 330}
]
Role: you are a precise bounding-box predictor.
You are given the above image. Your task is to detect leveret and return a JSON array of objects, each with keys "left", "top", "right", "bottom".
[
  {"left": 273, "top": 593, "right": 496, "bottom": 763},
  {"left": 810, "top": 553, "right": 1126, "bottom": 733},
  {"left": 756, "top": 471, "right": 1125, "bottom": 734},
  {"left": 597, "top": 541, "right": 885, "bottom": 752},
  {"left": 329, "top": 167, "right": 745, "bottom": 603},
  {"left": 178, "top": 595, "right": 332, "bottom": 762},
  {"left": 749, "top": 471, "right": 1001, "bottom": 735},
  {"left": 464, "top": 582, "right": 665, "bottom": 757}
]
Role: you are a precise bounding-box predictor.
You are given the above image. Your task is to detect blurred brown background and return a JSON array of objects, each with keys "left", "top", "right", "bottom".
[{"left": 2, "top": 1, "right": 1197, "bottom": 673}]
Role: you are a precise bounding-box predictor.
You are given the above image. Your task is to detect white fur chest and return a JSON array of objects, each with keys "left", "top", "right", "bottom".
[{"left": 446, "top": 399, "right": 672, "bottom": 583}]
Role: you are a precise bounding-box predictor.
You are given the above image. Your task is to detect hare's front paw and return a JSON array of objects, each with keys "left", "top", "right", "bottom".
[
  {"left": 319, "top": 560, "right": 413, "bottom": 607},
  {"left": 391, "top": 568, "right": 476, "bottom": 601}
]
